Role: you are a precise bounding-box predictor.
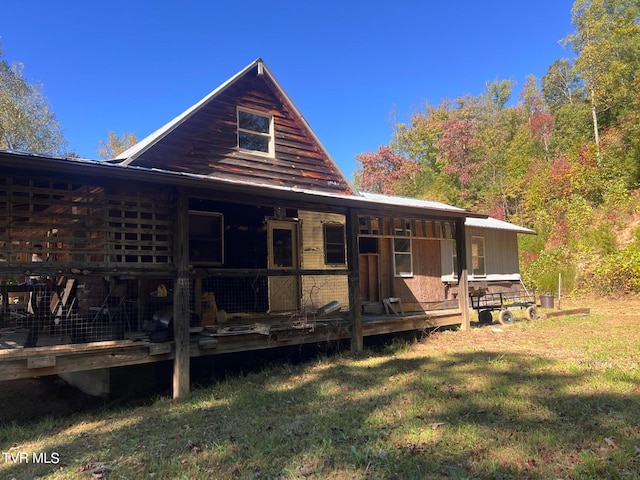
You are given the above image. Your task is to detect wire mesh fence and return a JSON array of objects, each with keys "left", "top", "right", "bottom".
[{"left": 0, "top": 271, "right": 350, "bottom": 349}]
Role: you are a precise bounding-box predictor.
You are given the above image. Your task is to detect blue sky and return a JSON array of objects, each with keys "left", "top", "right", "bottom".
[{"left": 2, "top": 1, "right": 575, "bottom": 179}]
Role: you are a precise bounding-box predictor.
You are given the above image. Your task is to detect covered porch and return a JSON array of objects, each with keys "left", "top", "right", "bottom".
[{"left": 0, "top": 151, "right": 472, "bottom": 397}]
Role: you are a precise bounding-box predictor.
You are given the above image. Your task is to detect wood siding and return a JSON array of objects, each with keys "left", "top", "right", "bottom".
[
  {"left": 298, "top": 211, "right": 349, "bottom": 312},
  {"left": 129, "top": 66, "right": 351, "bottom": 194},
  {"left": 377, "top": 238, "right": 444, "bottom": 311},
  {"left": 393, "top": 239, "right": 445, "bottom": 310}
]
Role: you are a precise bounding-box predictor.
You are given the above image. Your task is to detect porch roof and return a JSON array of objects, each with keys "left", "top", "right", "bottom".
[
  {"left": 0, "top": 149, "right": 483, "bottom": 220},
  {"left": 466, "top": 216, "right": 536, "bottom": 235}
]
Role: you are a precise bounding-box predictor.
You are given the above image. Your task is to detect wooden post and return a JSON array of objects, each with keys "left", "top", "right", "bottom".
[
  {"left": 173, "top": 188, "right": 190, "bottom": 399},
  {"left": 346, "top": 208, "right": 363, "bottom": 353},
  {"left": 455, "top": 218, "right": 470, "bottom": 330}
]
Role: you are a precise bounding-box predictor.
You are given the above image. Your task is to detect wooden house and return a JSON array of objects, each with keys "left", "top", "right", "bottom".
[{"left": 0, "top": 59, "right": 533, "bottom": 397}]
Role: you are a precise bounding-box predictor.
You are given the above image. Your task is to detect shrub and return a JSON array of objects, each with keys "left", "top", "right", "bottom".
[
  {"left": 577, "top": 244, "right": 640, "bottom": 295},
  {"left": 521, "top": 247, "right": 576, "bottom": 294}
]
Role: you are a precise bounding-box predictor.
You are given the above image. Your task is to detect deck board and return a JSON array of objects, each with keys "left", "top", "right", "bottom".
[{"left": 0, "top": 310, "right": 463, "bottom": 382}]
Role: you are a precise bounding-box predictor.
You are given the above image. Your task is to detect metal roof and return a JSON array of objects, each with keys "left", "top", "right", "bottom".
[
  {"left": 358, "top": 191, "right": 467, "bottom": 213},
  {"left": 466, "top": 215, "right": 536, "bottom": 234}
]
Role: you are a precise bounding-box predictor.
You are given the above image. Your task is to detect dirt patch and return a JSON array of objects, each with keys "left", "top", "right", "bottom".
[{"left": 0, "top": 376, "right": 104, "bottom": 425}]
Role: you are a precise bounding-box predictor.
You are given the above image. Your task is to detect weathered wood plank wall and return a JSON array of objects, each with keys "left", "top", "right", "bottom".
[{"left": 128, "top": 69, "right": 351, "bottom": 194}]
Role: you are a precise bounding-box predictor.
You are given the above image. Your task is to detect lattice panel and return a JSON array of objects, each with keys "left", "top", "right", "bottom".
[
  {"left": 105, "top": 188, "right": 173, "bottom": 265},
  {"left": 0, "top": 176, "right": 173, "bottom": 270}
]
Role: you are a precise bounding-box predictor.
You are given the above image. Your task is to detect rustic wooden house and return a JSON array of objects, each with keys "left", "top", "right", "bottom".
[{"left": 0, "top": 59, "right": 533, "bottom": 397}]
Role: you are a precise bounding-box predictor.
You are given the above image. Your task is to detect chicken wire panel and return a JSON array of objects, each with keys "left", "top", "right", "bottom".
[
  {"left": 0, "top": 271, "right": 350, "bottom": 350},
  {"left": 0, "top": 275, "right": 186, "bottom": 349},
  {"left": 200, "top": 274, "right": 269, "bottom": 316},
  {"left": 300, "top": 274, "right": 349, "bottom": 314}
]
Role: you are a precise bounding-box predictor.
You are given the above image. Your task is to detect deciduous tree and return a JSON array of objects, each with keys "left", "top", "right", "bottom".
[
  {"left": 565, "top": 0, "right": 640, "bottom": 157},
  {"left": 0, "top": 42, "right": 66, "bottom": 155},
  {"left": 97, "top": 130, "right": 138, "bottom": 159},
  {"left": 541, "top": 59, "right": 585, "bottom": 111},
  {"left": 354, "top": 145, "right": 419, "bottom": 196}
]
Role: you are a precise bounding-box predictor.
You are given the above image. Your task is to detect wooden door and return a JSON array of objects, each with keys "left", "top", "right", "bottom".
[
  {"left": 359, "top": 254, "right": 380, "bottom": 302},
  {"left": 267, "top": 220, "right": 300, "bottom": 312}
]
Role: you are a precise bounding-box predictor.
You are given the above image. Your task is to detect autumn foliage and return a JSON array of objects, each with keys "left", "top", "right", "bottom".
[
  {"left": 354, "top": 146, "right": 419, "bottom": 196},
  {"left": 355, "top": 0, "right": 640, "bottom": 294}
]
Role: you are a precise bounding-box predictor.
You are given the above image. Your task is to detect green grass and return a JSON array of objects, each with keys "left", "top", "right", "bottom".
[{"left": 1, "top": 299, "right": 640, "bottom": 479}]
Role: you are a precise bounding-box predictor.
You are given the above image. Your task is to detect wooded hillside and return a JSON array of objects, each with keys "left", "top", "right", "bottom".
[{"left": 354, "top": 0, "right": 640, "bottom": 295}]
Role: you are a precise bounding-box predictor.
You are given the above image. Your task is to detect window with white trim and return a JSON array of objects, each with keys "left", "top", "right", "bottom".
[
  {"left": 393, "top": 238, "right": 413, "bottom": 277},
  {"left": 471, "top": 236, "right": 485, "bottom": 277},
  {"left": 237, "top": 108, "right": 274, "bottom": 156}
]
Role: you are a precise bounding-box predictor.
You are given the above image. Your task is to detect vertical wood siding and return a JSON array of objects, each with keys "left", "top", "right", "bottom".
[
  {"left": 376, "top": 237, "right": 444, "bottom": 309},
  {"left": 391, "top": 239, "right": 444, "bottom": 309}
]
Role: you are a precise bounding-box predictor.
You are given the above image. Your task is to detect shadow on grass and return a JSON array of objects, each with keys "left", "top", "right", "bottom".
[{"left": 2, "top": 343, "right": 639, "bottom": 479}]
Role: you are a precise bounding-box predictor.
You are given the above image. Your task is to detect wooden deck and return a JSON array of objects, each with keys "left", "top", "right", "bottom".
[{"left": 0, "top": 309, "right": 463, "bottom": 382}]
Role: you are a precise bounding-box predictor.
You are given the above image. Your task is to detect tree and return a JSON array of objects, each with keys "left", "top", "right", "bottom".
[
  {"left": 97, "top": 130, "right": 138, "bottom": 159},
  {"left": 354, "top": 145, "right": 419, "bottom": 195},
  {"left": 541, "top": 59, "right": 585, "bottom": 111},
  {"left": 0, "top": 42, "right": 66, "bottom": 155},
  {"left": 565, "top": 0, "right": 640, "bottom": 158}
]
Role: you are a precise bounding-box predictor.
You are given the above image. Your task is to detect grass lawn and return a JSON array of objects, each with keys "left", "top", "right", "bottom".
[{"left": 1, "top": 298, "right": 639, "bottom": 479}]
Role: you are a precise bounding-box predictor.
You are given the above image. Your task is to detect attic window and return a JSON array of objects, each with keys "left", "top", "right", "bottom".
[{"left": 237, "top": 108, "right": 273, "bottom": 156}]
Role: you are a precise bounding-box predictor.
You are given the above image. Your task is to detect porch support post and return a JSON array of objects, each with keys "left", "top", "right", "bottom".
[
  {"left": 346, "top": 207, "right": 363, "bottom": 353},
  {"left": 173, "top": 187, "right": 190, "bottom": 399},
  {"left": 456, "top": 217, "right": 470, "bottom": 330}
]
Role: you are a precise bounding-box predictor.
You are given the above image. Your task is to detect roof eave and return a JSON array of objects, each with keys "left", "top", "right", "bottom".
[
  {"left": 115, "top": 59, "right": 359, "bottom": 196},
  {"left": 116, "top": 58, "right": 265, "bottom": 164}
]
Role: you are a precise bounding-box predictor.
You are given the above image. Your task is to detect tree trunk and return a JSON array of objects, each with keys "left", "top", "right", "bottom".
[{"left": 590, "top": 86, "right": 601, "bottom": 163}]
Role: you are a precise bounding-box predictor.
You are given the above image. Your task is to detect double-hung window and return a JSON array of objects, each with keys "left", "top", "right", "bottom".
[
  {"left": 237, "top": 108, "right": 273, "bottom": 156},
  {"left": 393, "top": 238, "right": 413, "bottom": 277},
  {"left": 471, "top": 236, "right": 485, "bottom": 277},
  {"left": 323, "top": 223, "right": 346, "bottom": 265}
]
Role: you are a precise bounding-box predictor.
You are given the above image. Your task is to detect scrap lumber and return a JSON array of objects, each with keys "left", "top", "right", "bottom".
[{"left": 542, "top": 307, "right": 590, "bottom": 319}]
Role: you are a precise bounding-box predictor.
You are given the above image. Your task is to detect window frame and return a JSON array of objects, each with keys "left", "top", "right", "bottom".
[
  {"left": 188, "top": 211, "right": 224, "bottom": 266},
  {"left": 451, "top": 239, "right": 458, "bottom": 279},
  {"left": 323, "top": 222, "right": 346, "bottom": 266},
  {"left": 237, "top": 107, "right": 274, "bottom": 157},
  {"left": 471, "top": 235, "right": 486, "bottom": 277},
  {"left": 393, "top": 237, "right": 413, "bottom": 278}
]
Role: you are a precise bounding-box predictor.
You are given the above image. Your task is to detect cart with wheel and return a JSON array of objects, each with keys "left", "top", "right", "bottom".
[{"left": 470, "top": 289, "right": 537, "bottom": 325}]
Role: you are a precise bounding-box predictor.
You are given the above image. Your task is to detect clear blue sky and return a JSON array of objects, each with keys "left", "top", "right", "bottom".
[{"left": 2, "top": 1, "right": 575, "bottom": 179}]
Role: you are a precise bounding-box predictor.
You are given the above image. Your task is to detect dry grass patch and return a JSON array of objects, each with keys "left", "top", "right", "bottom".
[{"left": 1, "top": 297, "right": 639, "bottom": 479}]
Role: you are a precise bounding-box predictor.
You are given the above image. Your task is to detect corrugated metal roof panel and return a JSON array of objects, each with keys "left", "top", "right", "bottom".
[
  {"left": 358, "top": 191, "right": 467, "bottom": 213},
  {"left": 466, "top": 216, "right": 535, "bottom": 234}
]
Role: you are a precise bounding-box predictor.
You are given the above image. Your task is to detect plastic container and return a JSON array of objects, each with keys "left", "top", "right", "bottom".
[{"left": 540, "top": 293, "right": 554, "bottom": 309}]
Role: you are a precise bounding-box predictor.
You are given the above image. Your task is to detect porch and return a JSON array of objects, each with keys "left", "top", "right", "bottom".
[
  {"left": 0, "top": 152, "right": 472, "bottom": 397},
  {"left": 0, "top": 304, "right": 464, "bottom": 383}
]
